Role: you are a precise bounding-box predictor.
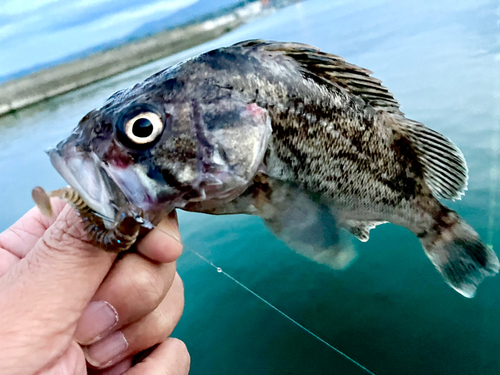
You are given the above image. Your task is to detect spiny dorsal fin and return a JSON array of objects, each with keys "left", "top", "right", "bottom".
[
  {"left": 233, "top": 40, "right": 401, "bottom": 113},
  {"left": 393, "top": 117, "right": 468, "bottom": 200}
]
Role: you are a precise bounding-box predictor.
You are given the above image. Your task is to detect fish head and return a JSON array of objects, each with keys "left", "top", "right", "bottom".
[{"left": 48, "top": 81, "right": 272, "bottom": 225}]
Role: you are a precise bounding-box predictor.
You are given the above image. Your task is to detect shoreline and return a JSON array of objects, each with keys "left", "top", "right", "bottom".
[{"left": 0, "top": 3, "right": 263, "bottom": 117}]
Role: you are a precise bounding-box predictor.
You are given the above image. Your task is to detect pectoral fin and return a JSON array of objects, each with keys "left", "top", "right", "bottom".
[
  {"left": 254, "top": 176, "right": 357, "bottom": 270},
  {"left": 184, "top": 174, "right": 358, "bottom": 270}
]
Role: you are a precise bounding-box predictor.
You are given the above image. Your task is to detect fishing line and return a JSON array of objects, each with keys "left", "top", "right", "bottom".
[{"left": 151, "top": 221, "right": 377, "bottom": 375}]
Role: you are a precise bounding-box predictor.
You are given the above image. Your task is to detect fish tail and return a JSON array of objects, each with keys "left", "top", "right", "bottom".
[{"left": 419, "top": 212, "right": 499, "bottom": 298}]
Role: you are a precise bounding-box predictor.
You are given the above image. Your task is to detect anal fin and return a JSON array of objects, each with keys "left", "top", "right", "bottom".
[{"left": 341, "top": 220, "right": 387, "bottom": 242}]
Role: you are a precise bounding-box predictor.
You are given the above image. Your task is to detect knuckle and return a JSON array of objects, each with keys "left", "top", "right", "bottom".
[
  {"left": 130, "top": 264, "right": 167, "bottom": 308},
  {"left": 44, "top": 210, "right": 89, "bottom": 252},
  {"left": 152, "top": 307, "right": 172, "bottom": 336},
  {"left": 38, "top": 237, "right": 67, "bottom": 260},
  {"left": 152, "top": 291, "right": 184, "bottom": 339}
]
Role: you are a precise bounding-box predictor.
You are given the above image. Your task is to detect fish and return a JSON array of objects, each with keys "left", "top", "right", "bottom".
[{"left": 46, "top": 39, "right": 499, "bottom": 298}]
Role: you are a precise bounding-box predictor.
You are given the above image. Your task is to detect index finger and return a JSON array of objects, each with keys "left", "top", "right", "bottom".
[{"left": 136, "top": 211, "right": 183, "bottom": 263}]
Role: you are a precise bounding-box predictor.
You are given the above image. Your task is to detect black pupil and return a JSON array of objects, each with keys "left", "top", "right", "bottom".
[{"left": 132, "top": 118, "right": 154, "bottom": 138}]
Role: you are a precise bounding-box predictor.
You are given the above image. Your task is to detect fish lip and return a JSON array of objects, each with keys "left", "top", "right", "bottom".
[
  {"left": 47, "top": 146, "right": 122, "bottom": 223},
  {"left": 47, "top": 141, "right": 172, "bottom": 225}
]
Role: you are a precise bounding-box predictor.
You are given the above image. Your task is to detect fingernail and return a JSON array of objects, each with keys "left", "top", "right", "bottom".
[
  {"left": 75, "top": 301, "right": 118, "bottom": 344},
  {"left": 85, "top": 331, "right": 129, "bottom": 368},
  {"left": 100, "top": 357, "right": 133, "bottom": 375}
]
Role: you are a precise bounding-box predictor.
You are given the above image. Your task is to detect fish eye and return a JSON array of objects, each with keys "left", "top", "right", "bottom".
[{"left": 124, "top": 112, "right": 163, "bottom": 145}]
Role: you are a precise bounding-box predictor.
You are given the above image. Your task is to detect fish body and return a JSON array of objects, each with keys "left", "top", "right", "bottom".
[{"left": 48, "top": 40, "right": 499, "bottom": 297}]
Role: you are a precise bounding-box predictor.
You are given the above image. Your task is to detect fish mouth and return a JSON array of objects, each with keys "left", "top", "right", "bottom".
[{"left": 48, "top": 146, "right": 129, "bottom": 225}]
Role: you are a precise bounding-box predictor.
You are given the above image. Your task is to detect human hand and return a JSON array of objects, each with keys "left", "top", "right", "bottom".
[{"left": 0, "top": 198, "right": 190, "bottom": 374}]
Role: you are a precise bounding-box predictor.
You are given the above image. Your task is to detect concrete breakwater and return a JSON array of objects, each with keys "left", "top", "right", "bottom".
[{"left": 0, "top": 4, "right": 261, "bottom": 117}]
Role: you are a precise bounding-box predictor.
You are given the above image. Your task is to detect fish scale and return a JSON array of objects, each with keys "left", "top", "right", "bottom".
[{"left": 42, "top": 39, "right": 498, "bottom": 298}]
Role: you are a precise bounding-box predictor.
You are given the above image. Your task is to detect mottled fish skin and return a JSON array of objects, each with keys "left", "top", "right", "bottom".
[
  {"left": 146, "top": 42, "right": 437, "bottom": 233},
  {"left": 48, "top": 40, "right": 499, "bottom": 297}
]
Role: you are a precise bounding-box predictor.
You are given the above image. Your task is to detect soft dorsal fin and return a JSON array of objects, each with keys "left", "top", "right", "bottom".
[
  {"left": 392, "top": 117, "right": 468, "bottom": 200},
  {"left": 233, "top": 39, "right": 401, "bottom": 113}
]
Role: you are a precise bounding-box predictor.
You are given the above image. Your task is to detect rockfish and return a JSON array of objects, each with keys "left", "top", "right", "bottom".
[{"left": 46, "top": 40, "right": 499, "bottom": 298}]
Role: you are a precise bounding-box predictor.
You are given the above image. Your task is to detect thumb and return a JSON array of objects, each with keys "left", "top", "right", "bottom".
[{"left": 0, "top": 205, "right": 115, "bottom": 374}]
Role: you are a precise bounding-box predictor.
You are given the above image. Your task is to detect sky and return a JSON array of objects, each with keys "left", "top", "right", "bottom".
[{"left": 0, "top": 0, "right": 203, "bottom": 80}]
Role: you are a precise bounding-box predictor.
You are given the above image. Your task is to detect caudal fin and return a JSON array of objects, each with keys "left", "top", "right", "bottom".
[{"left": 420, "top": 217, "right": 499, "bottom": 298}]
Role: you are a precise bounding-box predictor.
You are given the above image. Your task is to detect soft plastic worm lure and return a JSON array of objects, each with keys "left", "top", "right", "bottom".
[{"left": 31, "top": 186, "right": 142, "bottom": 252}]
